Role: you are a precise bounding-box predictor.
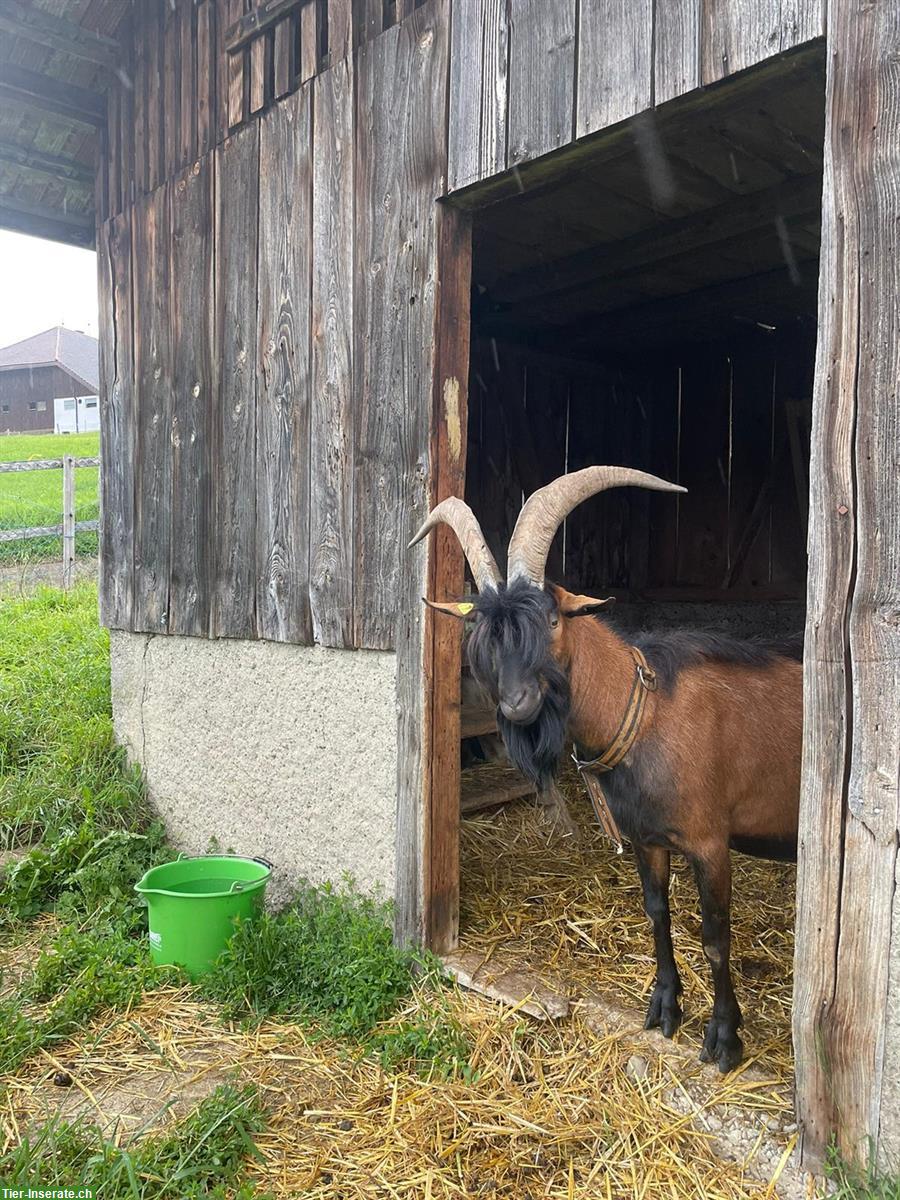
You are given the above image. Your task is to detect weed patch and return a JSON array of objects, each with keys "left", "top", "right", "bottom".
[
  {"left": 827, "top": 1143, "right": 900, "bottom": 1199},
  {"left": 366, "top": 1000, "right": 474, "bottom": 1080},
  {"left": 201, "top": 881, "right": 426, "bottom": 1039},
  {"left": 0, "top": 1081, "right": 270, "bottom": 1198}
]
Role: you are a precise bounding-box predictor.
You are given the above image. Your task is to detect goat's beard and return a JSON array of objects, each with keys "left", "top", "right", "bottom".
[{"left": 496, "top": 663, "right": 571, "bottom": 791}]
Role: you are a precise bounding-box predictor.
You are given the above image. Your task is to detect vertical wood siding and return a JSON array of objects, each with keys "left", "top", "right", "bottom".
[
  {"left": 447, "top": 0, "right": 824, "bottom": 186},
  {"left": 793, "top": 0, "right": 900, "bottom": 1170}
]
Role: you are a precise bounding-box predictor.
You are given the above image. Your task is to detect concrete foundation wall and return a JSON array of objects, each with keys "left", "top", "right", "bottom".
[{"left": 110, "top": 631, "right": 398, "bottom": 906}]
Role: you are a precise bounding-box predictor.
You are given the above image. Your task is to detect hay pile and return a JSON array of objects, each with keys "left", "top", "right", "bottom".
[
  {"left": 3, "top": 986, "right": 806, "bottom": 1199},
  {"left": 460, "top": 773, "right": 797, "bottom": 1089}
]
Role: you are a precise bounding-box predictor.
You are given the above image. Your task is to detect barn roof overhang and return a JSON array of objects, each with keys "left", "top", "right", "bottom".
[{"left": 0, "top": 0, "right": 128, "bottom": 249}]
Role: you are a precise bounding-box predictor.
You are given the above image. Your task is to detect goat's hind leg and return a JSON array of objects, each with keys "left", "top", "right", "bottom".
[
  {"left": 691, "top": 845, "right": 743, "bottom": 1072},
  {"left": 635, "top": 845, "right": 682, "bottom": 1038}
]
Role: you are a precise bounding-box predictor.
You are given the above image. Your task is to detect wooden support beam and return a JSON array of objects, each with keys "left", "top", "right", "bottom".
[
  {"left": 793, "top": 0, "right": 900, "bottom": 1172},
  {"left": 225, "top": 0, "right": 309, "bottom": 53},
  {"left": 0, "top": 62, "right": 106, "bottom": 127},
  {"left": 0, "top": 139, "right": 94, "bottom": 185},
  {"left": 0, "top": 195, "right": 94, "bottom": 247},
  {"left": 0, "top": 0, "right": 121, "bottom": 68}
]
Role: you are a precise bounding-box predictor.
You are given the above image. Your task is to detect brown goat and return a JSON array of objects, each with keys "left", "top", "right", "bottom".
[{"left": 411, "top": 468, "right": 803, "bottom": 1071}]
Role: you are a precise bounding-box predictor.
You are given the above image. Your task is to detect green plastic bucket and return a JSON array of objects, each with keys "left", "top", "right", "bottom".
[{"left": 135, "top": 854, "right": 272, "bottom": 979}]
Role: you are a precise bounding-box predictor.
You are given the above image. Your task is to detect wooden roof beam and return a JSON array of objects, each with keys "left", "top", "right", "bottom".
[
  {"left": 0, "top": 139, "right": 94, "bottom": 185},
  {"left": 0, "top": 0, "right": 121, "bottom": 69},
  {"left": 0, "top": 194, "right": 94, "bottom": 248},
  {"left": 0, "top": 63, "right": 106, "bottom": 128}
]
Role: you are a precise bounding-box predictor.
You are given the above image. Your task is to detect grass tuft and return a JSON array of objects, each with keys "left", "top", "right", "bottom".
[
  {"left": 201, "top": 880, "right": 428, "bottom": 1039},
  {"left": 0, "top": 1081, "right": 271, "bottom": 1198},
  {"left": 366, "top": 1000, "right": 474, "bottom": 1080},
  {"left": 827, "top": 1143, "right": 900, "bottom": 1199}
]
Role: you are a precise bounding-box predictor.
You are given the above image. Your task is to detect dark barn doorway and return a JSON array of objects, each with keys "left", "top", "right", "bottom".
[{"left": 433, "top": 47, "right": 826, "bottom": 1077}]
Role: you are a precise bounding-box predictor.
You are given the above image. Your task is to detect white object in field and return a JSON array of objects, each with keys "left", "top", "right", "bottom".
[{"left": 54, "top": 394, "right": 100, "bottom": 434}]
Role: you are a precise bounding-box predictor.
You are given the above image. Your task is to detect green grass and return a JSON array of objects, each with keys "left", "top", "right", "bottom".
[
  {"left": 0, "top": 431, "right": 100, "bottom": 565},
  {"left": 0, "top": 1081, "right": 271, "bottom": 1198},
  {"left": 827, "top": 1145, "right": 900, "bottom": 1199},
  {"left": 200, "top": 880, "right": 428, "bottom": 1040}
]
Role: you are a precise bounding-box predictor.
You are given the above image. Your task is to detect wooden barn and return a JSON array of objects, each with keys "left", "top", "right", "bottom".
[{"left": 3, "top": 0, "right": 898, "bottom": 1172}]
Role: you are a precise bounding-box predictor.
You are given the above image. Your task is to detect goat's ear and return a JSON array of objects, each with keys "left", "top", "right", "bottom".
[
  {"left": 422, "top": 598, "right": 477, "bottom": 620},
  {"left": 557, "top": 592, "right": 615, "bottom": 618}
]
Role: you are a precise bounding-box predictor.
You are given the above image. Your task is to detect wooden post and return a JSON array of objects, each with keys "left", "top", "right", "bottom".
[
  {"left": 793, "top": 0, "right": 900, "bottom": 1171},
  {"left": 62, "top": 454, "right": 75, "bottom": 590}
]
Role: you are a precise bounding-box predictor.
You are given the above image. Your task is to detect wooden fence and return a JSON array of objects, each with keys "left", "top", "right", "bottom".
[{"left": 0, "top": 456, "right": 100, "bottom": 588}]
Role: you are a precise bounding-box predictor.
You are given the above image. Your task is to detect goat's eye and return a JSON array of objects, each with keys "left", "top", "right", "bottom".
[{"left": 549, "top": 615, "right": 559, "bottom": 629}]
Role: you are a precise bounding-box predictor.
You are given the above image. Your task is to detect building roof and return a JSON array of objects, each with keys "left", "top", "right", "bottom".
[{"left": 0, "top": 325, "right": 99, "bottom": 393}]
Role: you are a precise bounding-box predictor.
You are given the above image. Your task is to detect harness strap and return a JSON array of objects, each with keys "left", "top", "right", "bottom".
[{"left": 571, "top": 646, "right": 657, "bottom": 853}]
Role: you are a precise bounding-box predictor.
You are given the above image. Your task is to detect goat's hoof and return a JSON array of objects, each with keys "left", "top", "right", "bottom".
[
  {"left": 699, "top": 1018, "right": 743, "bottom": 1073},
  {"left": 644, "top": 983, "right": 682, "bottom": 1039}
]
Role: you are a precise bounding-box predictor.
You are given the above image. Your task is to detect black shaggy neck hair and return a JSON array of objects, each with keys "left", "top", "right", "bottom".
[{"left": 466, "top": 579, "right": 570, "bottom": 789}]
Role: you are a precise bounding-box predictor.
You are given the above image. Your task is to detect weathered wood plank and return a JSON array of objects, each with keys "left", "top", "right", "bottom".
[
  {"left": 298, "top": 0, "right": 318, "bottom": 81},
  {"left": 163, "top": 0, "right": 181, "bottom": 176},
  {"left": 132, "top": 186, "right": 173, "bottom": 633},
  {"left": 146, "top": 2, "right": 164, "bottom": 189},
  {"left": 273, "top": 14, "right": 293, "bottom": 96},
  {"left": 249, "top": 27, "right": 269, "bottom": 112},
  {"left": 576, "top": 0, "right": 652, "bottom": 138},
  {"left": 793, "top": 0, "right": 899, "bottom": 1170},
  {"left": 701, "top": 0, "right": 823, "bottom": 86},
  {"left": 212, "top": 124, "right": 260, "bottom": 638},
  {"left": 169, "top": 157, "right": 214, "bottom": 637},
  {"left": 507, "top": 0, "right": 575, "bottom": 166},
  {"left": 353, "top": 2, "right": 447, "bottom": 650},
  {"left": 654, "top": 0, "right": 701, "bottom": 105},
  {"left": 424, "top": 205, "right": 472, "bottom": 954},
  {"left": 197, "top": 1, "right": 214, "bottom": 154},
  {"left": 227, "top": 0, "right": 247, "bottom": 127},
  {"left": 353, "top": 1, "right": 449, "bottom": 944},
  {"left": 179, "top": 0, "right": 196, "bottom": 167},
  {"left": 328, "top": 0, "right": 352, "bottom": 62},
  {"left": 97, "top": 212, "right": 134, "bottom": 630},
  {"left": 256, "top": 86, "right": 313, "bottom": 644},
  {"left": 310, "top": 59, "right": 354, "bottom": 648},
  {"left": 447, "top": 0, "right": 509, "bottom": 191}
]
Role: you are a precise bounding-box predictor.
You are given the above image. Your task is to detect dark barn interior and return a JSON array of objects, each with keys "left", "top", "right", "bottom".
[
  {"left": 454, "top": 51, "right": 826, "bottom": 1068},
  {"left": 464, "top": 52, "right": 824, "bottom": 641}
]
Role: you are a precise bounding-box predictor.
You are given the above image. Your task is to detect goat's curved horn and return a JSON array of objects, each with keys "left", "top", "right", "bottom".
[
  {"left": 408, "top": 497, "right": 502, "bottom": 592},
  {"left": 507, "top": 466, "right": 686, "bottom": 587}
]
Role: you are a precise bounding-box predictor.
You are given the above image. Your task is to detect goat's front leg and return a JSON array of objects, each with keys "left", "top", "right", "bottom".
[
  {"left": 536, "top": 781, "right": 580, "bottom": 840},
  {"left": 635, "top": 845, "right": 682, "bottom": 1038},
  {"left": 690, "top": 846, "right": 743, "bottom": 1072}
]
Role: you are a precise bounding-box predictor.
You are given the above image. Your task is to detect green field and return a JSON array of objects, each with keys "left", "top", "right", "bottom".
[{"left": 0, "top": 432, "right": 100, "bottom": 565}]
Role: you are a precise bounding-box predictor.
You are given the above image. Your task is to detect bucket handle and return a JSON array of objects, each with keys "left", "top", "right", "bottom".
[{"left": 173, "top": 852, "right": 274, "bottom": 870}]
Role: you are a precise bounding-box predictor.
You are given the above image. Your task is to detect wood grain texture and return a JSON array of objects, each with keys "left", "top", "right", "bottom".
[
  {"left": 310, "top": 59, "right": 355, "bottom": 648},
  {"left": 352, "top": 1, "right": 448, "bottom": 650},
  {"left": 197, "top": 0, "right": 214, "bottom": 154},
  {"left": 212, "top": 123, "right": 260, "bottom": 638},
  {"left": 164, "top": 0, "right": 181, "bottom": 170},
  {"left": 169, "top": 156, "right": 214, "bottom": 637},
  {"left": 447, "top": 0, "right": 509, "bottom": 191},
  {"left": 256, "top": 86, "right": 314, "bottom": 644},
  {"left": 227, "top": 0, "right": 246, "bottom": 127},
  {"left": 352, "top": 0, "right": 449, "bottom": 945},
  {"left": 178, "top": 0, "right": 196, "bottom": 167},
  {"left": 424, "top": 205, "right": 472, "bottom": 954},
  {"left": 793, "top": 0, "right": 900, "bottom": 1169},
  {"left": 97, "top": 212, "right": 134, "bottom": 630},
  {"left": 507, "top": 0, "right": 575, "bottom": 165},
  {"left": 701, "top": 0, "right": 823, "bottom": 85},
  {"left": 132, "top": 186, "right": 173, "bottom": 633},
  {"left": 328, "top": 0, "right": 352, "bottom": 62},
  {"left": 576, "top": 0, "right": 652, "bottom": 137},
  {"left": 654, "top": 0, "right": 701, "bottom": 105}
]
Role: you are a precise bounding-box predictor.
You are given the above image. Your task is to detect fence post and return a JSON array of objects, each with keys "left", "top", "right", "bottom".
[{"left": 62, "top": 455, "right": 75, "bottom": 590}]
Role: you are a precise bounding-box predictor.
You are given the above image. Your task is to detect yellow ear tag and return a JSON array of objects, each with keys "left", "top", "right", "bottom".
[{"left": 457, "top": 602, "right": 474, "bottom": 615}]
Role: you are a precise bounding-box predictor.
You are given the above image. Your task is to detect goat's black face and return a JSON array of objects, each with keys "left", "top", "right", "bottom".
[{"left": 466, "top": 579, "right": 571, "bottom": 789}]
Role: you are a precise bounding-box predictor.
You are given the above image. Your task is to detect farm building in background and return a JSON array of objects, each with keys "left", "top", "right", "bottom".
[
  {"left": 2, "top": 0, "right": 899, "bottom": 1175},
  {"left": 0, "top": 326, "right": 99, "bottom": 434}
]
